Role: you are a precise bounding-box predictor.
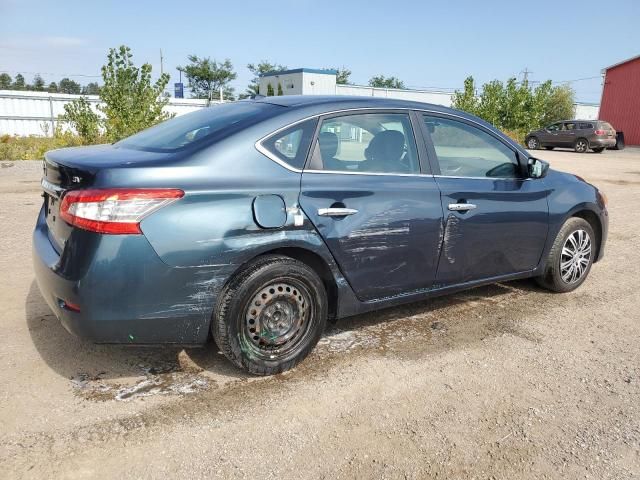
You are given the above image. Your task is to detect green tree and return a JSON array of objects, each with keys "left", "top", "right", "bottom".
[
  {"left": 178, "top": 55, "right": 236, "bottom": 102},
  {"left": 47, "top": 82, "right": 58, "bottom": 93},
  {"left": 81, "top": 82, "right": 101, "bottom": 95},
  {"left": 543, "top": 84, "right": 575, "bottom": 125},
  {"left": 451, "top": 76, "right": 478, "bottom": 115},
  {"left": 13, "top": 74, "right": 26, "bottom": 90},
  {"left": 32, "top": 75, "right": 45, "bottom": 91},
  {"left": 334, "top": 67, "right": 352, "bottom": 85},
  {"left": 266, "top": 83, "right": 275, "bottom": 96},
  {"left": 98, "top": 45, "right": 171, "bottom": 141},
  {"left": 245, "top": 61, "right": 287, "bottom": 97},
  {"left": 58, "top": 78, "right": 81, "bottom": 94},
  {"left": 62, "top": 96, "right": 101, "bottom": 143},
  {"left": 368, "top": 75, "right": 405, "bottom": 89},
  {"left": 277, "top": 83, "right": 283, "bottom": 96},
  {"left": 0, "top": 73, "right": 12, "bottom": 89},
  {"left": 452, "top": 75, "right": 576, "bottom": 143}
]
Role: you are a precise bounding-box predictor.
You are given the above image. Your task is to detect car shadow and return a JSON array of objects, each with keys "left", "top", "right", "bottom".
[{"left": 26, "top": 278, "right": 544, "bottom": 382}]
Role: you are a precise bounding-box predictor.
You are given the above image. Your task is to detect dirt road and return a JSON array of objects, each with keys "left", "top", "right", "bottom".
[{"left": 1, "top": 149, "right": 638, "bottom": 479}]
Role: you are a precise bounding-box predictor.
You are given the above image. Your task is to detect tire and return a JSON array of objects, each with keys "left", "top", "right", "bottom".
[
  {"left": 526, "top": 136, "right": 540, "bottom": 150},
  {"left": 535, "top": 217, "right": 596, "bottom": 293},
  {"left": 612, "top": 132, "right": 625, "bottom": 150},
  {"left": 592, "top": 147, "right": 604, "bottom": 153},
  {"left": 545, "top": 146, "right": 555, "bottom": 150},
  {"left": 212, "top": 255, "right": 327, "bottom": 375},
  {"left": 574, "top": 138, "right": 589, "bottom": 153}
]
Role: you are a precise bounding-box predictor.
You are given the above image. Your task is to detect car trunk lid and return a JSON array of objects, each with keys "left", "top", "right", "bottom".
[{"left": 41, "top": 144, "right": 173, "bottom": 252}]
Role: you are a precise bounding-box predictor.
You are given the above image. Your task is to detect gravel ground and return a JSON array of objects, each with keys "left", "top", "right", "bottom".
[{"left": 0, "top": 148, "right": 639, "bottom": 479}]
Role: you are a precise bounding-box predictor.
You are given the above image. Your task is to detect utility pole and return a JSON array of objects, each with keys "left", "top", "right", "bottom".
[
  {"left": 160, "top": 49, "right": 164, "bottom": 76},
  {"left": 521, "top": 67, "right": 532, "bottom": 83}
]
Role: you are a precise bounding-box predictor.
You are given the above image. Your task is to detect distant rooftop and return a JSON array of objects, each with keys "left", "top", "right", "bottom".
[{"left": 260, "top": 68, "right": 337, "bottom": 78}]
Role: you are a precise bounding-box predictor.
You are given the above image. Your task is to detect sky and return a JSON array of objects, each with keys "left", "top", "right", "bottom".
[{"left": 1, "top": 0, "right": 639, "bottom": 103}]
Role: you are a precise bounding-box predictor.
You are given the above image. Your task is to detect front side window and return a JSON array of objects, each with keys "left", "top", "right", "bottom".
[
  {"left": 310, "top": 113, "right": 419, "bottom": 174},
  {"left": 547, "top": 123, "right": 561, "bottom": 132},
  {"left": 423, "top": 115, "right": 521, "bottom": 178},
  {"left": 261, "top": 118, "right": 317, "bottom": 170}
]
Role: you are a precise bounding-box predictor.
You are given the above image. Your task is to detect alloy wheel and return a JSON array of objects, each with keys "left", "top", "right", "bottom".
[
  {"left": 560, "top": 229, "right": 591, "bottom": 284},
  {"left": 575, "top": 139, "right": 588, "bottom": 153},
  {"left": 527, "top": 137, "right": 538, "bottom": 149}
]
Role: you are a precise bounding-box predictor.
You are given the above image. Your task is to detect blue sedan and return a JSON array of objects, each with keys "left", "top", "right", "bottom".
[{"left": 33, "top": 96, "right": 608, "bottom": 374}]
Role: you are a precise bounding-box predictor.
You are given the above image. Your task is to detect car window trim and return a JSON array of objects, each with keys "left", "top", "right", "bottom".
[
  {"left": 255, "top": 107, "right": 531, "bottom": 177},
  {"left": 418, "top": 111, "right": 528, "bottom": 180}
]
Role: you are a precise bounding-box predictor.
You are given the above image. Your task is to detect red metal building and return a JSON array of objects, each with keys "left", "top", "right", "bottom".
[{"left": 599, "top": 54, "right": 640, "bottom": 146}]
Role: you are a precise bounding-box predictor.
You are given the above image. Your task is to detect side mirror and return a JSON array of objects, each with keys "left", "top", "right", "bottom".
[{"left": 528, "top": 157, "right": 549, "bottom": 179}]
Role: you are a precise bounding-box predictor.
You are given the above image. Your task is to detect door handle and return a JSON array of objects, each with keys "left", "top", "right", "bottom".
[
  {"left": 318, "top": 207, "right": 358, "bottom": 217},
  {"left": 448, "top": 203, "right": 477, "bottom": 212}
]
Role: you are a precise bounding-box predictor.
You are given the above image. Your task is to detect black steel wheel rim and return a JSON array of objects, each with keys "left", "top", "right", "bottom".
[{"left": 241, "top": 278, "right": 315, "bottom": 361}]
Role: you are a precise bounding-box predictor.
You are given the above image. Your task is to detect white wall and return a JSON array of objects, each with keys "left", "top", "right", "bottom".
[
  {"left": 574, "top": 103, "right": 599, "bottom": 120},
  {"left": 0, "top": 90, "right": 212, "bottom": 137},
  {"left": 336, "top": 84, "right": 454, "bottom": 106}
]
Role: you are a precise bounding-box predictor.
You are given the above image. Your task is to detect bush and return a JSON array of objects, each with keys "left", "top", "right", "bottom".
[
  {"left": 62, "top": 96, "right": 101, "bottom": 143},
  {"left": 0, "top": 126, "right": 101, "bottom": 161}
]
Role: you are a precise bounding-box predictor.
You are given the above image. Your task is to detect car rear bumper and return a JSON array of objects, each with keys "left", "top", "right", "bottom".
[
  {"left": 590, "top": 138, "right": 616, "bottom": 148},
  {"left": 32, "top": 206, "right": 233, "bottom": 344}
]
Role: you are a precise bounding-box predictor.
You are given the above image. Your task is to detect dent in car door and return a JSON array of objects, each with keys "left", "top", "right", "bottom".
[
  {"left": 422, "top": 114, "right": 549, "bottom": 285},
  {"left": 299, "top": 111, "right": 443, "bottom": 301}
]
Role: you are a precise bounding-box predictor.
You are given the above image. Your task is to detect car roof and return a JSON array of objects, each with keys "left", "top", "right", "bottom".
[{"left": 254, "top": 94, "right": 453, "bottom": 113}]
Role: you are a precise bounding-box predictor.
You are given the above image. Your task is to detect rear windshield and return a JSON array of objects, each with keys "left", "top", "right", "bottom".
[{"left": 117, "top": 102, "right": 279, "bottom": 152}]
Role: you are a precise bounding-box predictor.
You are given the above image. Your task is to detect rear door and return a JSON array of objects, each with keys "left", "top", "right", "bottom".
[
  {"left": 299, "top": 110, "right": 443, "bottom": 301},
  {"left": 420, "top": 113, "right": 549, "bottom": 285}
]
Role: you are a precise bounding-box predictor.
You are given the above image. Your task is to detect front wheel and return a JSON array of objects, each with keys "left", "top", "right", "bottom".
[
  {"left": 212, "top": 255, "right": 327, "bottom": 375},
  {"left": 526, "top": 136, "right": 540, "bottom": 150},
  {"left": 536, "top": 218, "right": 595, "bottom": 293}
]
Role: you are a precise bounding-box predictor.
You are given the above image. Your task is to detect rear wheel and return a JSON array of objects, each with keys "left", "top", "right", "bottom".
[
  {"left": 592, "top": 147, "right": 605, "bottom": 153},
  {"left": 574, "top": 138, "right": 589, "bottom": 153},
  {"left": 212, "top": 255, "right": 327, "bottom": 375},
  {"left": 526, "top": 136, "right": 540, "bottom": 150},
  {"left": 536, "top": 217, "right": 595, "bottom": 293}
]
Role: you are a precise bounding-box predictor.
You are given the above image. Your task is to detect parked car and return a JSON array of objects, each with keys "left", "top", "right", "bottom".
[
  {"left": 34, "top": 96, "right": 608, "bottom": 375},
  {"left": 526, "top": 120, "right": 616, "bottom": 153}
]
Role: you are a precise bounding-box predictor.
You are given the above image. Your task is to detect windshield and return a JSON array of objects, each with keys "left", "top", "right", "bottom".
[{"left": 117, "top": 102, "right": 279, "bottom": 152}]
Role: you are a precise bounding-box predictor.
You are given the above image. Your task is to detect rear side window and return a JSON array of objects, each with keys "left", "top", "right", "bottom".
[
  {"left": 579, "top": 123, "right": 594, "bottom": 129},
  {"left": 117, "top": 102, "right": 278, "bottom": 152},
  {"left": 563, "top": 122, "right": 576, "bottom": 131},
  {"left": 260, "top": 119, "right": 317, "bottom": 170},
  {"left": 309, "top": 112, "right": 419, "bottom": 174}
]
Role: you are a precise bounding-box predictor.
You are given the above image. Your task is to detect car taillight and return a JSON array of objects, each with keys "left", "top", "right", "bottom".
[
  {"left": 60, "top": 188, "right": 184, "bottom": 234},
  {"left": 594, "top": 129, "right": 605, "bottom": 135}
]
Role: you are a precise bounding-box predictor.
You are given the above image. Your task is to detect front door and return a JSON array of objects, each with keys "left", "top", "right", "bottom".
[
  {"left": 421, "top": 114, "right": 549, "bottom": 286},
  {"left": 299, "top": 111, "right": 443, "bottom": 301},
  {"left": 557, "top": 121, "right": 577, "bottom": 147}
]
